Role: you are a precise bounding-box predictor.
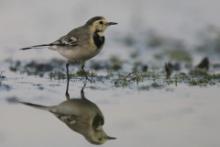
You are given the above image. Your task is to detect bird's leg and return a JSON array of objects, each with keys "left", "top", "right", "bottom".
[
  {"left": 80, "top": 62, "right": 90, "bottom": 81},
  {"left": 80, "top": 82, "right": 87, "bottom": 99},
  {"left": 80, "top": 63, "right": 86, "bottom": 73},
  {"left": 65, "top": 63, "right": 70, "bottom": 100},
  {"left": 79, "top": 62, "right": 94, "bottom": 82}
]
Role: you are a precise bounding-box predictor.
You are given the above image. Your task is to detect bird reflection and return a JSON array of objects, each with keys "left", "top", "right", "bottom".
[{"left": 7, "top": 83, "right": 116, "bottom": 145}]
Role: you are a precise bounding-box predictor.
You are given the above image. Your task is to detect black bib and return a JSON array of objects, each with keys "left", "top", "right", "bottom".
[{"left": 93, "top": 32, "right": 105, "bottom": 49}]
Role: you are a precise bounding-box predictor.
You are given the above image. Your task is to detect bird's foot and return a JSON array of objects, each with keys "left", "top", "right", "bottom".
[
  {"left": 76, "top": 70, "right": 95, "bottom": 83},
  {"left": 76, "top": 70, "right": 88, "bottom": 76}
]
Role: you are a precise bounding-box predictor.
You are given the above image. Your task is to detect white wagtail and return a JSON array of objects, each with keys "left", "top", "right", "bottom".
[
  {"left": 7, "top": 84, "right": 116, "bottom": 145},
  {"left": 20, "top": 16, "right": 117, "bottom": 98}
]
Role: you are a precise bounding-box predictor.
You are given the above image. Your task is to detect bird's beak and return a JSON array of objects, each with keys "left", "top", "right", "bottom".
[
  {"left": 106, "top": 135, "right": 117, "bottom": 140},
  {"left": 107, "top": 22, "right": 118, "bottom": 26}
]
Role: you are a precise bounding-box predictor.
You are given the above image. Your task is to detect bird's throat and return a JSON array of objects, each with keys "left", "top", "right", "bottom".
[{"left": 93, "top": 32, "right": 105, "bottom": 49}]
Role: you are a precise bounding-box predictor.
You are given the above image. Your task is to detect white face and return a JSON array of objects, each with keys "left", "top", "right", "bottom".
[
  {"left": 90, "top": 18, "right": 117, "bottom": 33},
  {"left": 93, "top": 18, "right": 109, "bottom": 33}
]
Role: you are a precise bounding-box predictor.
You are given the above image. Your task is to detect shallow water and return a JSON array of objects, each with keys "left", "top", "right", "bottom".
[
  {"left": 1, "top": 0, "right": 220, "bottom": 146},
  {"left": 0, "top": 69, "right": 220, "bottom": 147}
]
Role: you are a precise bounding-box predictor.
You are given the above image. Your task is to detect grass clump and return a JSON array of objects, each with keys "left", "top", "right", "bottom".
[{"left": 114, "top": 72, "right": 144, "bottom": 87}]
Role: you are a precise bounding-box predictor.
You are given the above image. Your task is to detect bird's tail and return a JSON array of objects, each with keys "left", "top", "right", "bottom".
[
  {"left": 20, "top": 44, "right": 52, "bottom": 50},
  {"left": 6, "top": 97, "right": 50, "bottom": 111}
]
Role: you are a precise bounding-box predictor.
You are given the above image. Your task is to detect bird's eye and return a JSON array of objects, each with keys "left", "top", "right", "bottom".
[
  {"left": 98, "top": 138, "right": 102, "bottom": 141},
  {"left": 99, "top": 21, "right": 103, "bottom": 25}
]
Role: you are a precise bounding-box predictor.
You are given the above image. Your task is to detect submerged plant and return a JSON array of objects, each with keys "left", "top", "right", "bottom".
[{"left": 114, "top": 72, "right": 144, "bottom": 87}]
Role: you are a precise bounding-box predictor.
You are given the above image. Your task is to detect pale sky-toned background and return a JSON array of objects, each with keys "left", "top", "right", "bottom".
[
  {"left": 0, "top": 1, "right": 220, "bottom": 147},
  {"left": 1, "top": 0, "right": 220, "bottom": 49}
]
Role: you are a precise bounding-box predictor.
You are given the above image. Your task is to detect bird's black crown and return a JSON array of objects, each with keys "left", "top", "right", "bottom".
[{"left": 86, "top": 16, "right": 104, "bottom": 25}]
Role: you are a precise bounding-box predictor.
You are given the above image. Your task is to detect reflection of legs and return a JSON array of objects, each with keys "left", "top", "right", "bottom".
[
  {"left": 81, "top": 82, "right": 87, "bottom": 99},
  {"left": 65, "top": 63, "right": 70, "bottom": 100}
]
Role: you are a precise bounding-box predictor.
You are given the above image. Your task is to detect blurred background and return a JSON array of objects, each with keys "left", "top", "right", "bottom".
[
  {"left": 1, "top": 1, "right": 220, "bottom": 147},
  {"left": 1, "top": 0, "right": 220, "bottom": 62}
]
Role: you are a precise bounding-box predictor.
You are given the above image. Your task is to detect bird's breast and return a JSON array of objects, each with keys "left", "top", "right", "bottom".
[{"left": 51, "top": 33, "right": 105, "bottom": 62}]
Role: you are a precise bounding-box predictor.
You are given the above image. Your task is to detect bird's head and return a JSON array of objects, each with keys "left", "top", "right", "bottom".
[
  {"left": 86, "top": 16, "right": 117, "bottom": 34},
  {"left": 86, "top": 127, "right": 116, "bottom": 145}
]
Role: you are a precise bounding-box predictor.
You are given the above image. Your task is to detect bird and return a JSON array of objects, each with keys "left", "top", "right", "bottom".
[
  {"left": 20, "top": 16, "right": 117, "bottom": 98},
  {"left": 7, "top": 83, "right": 116, "bottom": 145}
]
